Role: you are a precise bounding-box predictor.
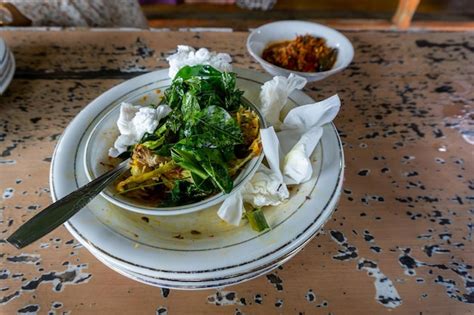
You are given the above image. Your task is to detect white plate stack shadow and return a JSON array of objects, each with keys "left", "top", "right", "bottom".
[{"left": 0, "top": 38, "right": 15, "bottom": 94}]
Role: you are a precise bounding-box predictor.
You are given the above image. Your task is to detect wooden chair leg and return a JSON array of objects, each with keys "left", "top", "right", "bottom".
[{"left": 392, "top": 0, "right": 420, "bottom": 29}]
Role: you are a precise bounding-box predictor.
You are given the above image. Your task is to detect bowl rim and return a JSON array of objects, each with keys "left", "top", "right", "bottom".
[
  {"left": 246, "top": 20, "right": 354, "bottom": 77},
  {"left": 83, "top": 89, "right": 266, "bottom": 216}
]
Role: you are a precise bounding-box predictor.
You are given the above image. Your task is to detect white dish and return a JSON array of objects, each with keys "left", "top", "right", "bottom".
[
  {"left": 247, "top": 21, "right": 354, "bottom": 82},
  {"left": 50, "top": 68, "right": 344, "bottom": 288},
  {"left": 72, "top": 201, "right": 331, "bottom": 289},
  {"left": 0, "top": 49, "right": 11, "bottom": 75},
  {"left": 84, "top": 236, "right": 309, "bottom": 289},
  {"left": 0, "top": 38, "right": 7, "bottom": 67},
  {"left": 82, "top": 92, "right": 265, "bottom": 216},
  {"left": 0, "top": 52, "right": 15, "bottom": 95}
]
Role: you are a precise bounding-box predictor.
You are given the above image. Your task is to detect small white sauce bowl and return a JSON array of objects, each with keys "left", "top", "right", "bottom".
[{"left": 247, "top": 21, "right": 354, "bottom": 82}]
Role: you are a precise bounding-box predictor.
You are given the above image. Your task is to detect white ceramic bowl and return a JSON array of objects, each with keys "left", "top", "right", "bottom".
[
  {"left": 247, "top": 21, "right": 354, "bottom": 82},
  {"left": 83, "top": 84, "right": 265, "bottom": 216},
  {"left": 0, "top": 38, "right": 15, "bottom": 95}
]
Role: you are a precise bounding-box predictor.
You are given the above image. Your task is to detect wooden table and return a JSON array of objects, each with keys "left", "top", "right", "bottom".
[{"left": 0, "top": 29, "right": 473, "bottom": 314}]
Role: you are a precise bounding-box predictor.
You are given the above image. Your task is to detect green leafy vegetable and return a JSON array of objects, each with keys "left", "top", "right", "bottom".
[
  {"left": 182, "top": 91, "right": 201, "bottom": 124},
  {"left": 177, "top": 105, "right": 243, "bottom": 149},
  {"left": 194, "top": 148, "right": 233, "bottom": 193},
  {"left": 164, "top": 65, "right": 244, "bottom": 112},
  {"left": 161, "top": 65, "right": 246, "bottom": 194},
  {"left": 142, "top": 138, "right": 164, "bottom": 150},
  {"left": 171, "top": 146, "right": 209, "bottom": 180},
  {"left": 117, "top": 64, "right": 261, "bottom": 207}
]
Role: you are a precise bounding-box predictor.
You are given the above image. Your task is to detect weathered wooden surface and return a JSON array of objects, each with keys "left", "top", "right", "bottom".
[{"left": 0, "top": 30, "right": 473, "bottom": 314}]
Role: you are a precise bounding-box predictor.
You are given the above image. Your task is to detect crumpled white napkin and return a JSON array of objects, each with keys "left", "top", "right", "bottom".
[
  {"left": 241, "top": 127, "right": 289, "bottom": 207},
  {"left": 217, "top": 127, "right": 289, "bottom": 226},
  {"left": 166, "top": 45, "right": 232, "bottom": 79},
  {"left": 216, "top": 190, "right": 243, "bottom": 226},
  {"left": 217, "top": 74, "right": 341, "bottom": 226},
  {"left": 260, "top": 73, "right": 307, "bottom": 129},
  {"left": 279, "top": 94, "right": 341, "bottom": 184},
  {"left": 108, "top": 102, "right": 172, "bottom": 158}
]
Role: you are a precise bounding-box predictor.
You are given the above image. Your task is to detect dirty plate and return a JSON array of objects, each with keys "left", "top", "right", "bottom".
[{"left": 50, "top": 68, "right": 344, "bottom": 289}]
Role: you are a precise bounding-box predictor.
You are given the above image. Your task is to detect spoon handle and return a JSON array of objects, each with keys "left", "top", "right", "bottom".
[{"left": 7, "top": 159, "right": 130, "bottom": 249}]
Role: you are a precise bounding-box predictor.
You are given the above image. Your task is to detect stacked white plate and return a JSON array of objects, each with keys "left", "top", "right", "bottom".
[
  {"left": 50, "top": 68, "right": 344, "bottom": 289},
  {"left": 0, "top": 38, "right": 15, "bottom": 94}
]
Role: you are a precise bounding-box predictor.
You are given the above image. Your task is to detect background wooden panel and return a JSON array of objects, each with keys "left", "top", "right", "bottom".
[{"left": 143, "top": 0, "right": 474, "bottom": 30}]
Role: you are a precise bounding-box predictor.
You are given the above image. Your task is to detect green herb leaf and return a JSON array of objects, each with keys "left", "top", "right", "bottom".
[
  {"left": 182, "top": 91, "right": 201, "bottom": 122},
  {"left": 171, "top": 146, "right": 209, "bottom": 180},
  {"left": 175, "top": 64, "right": 223, "bottom": 81},
  {"left": 166, "top": 65, "right": 243, "bottom": 112},
  {"left": 142, "top": 135, "right": 165, "bottom": 150},
  {"left": 199, "top": 105, "right": 243, "bottom": 143},
  {"left": 198, "top": 148, "right": 233, "bottom": 193}
]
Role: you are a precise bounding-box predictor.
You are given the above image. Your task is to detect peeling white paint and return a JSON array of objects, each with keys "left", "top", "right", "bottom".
[{"left": 358, "top": 259, "right": 402, "bottom": 308}]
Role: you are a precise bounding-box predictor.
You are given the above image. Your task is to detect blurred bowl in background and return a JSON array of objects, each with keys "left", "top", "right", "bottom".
[
  {"left": 247, "top": 21, "right": 354, "bottom": 82},
  {"left": 0, "top": 38, "right": 15, "bottom": 95}
]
